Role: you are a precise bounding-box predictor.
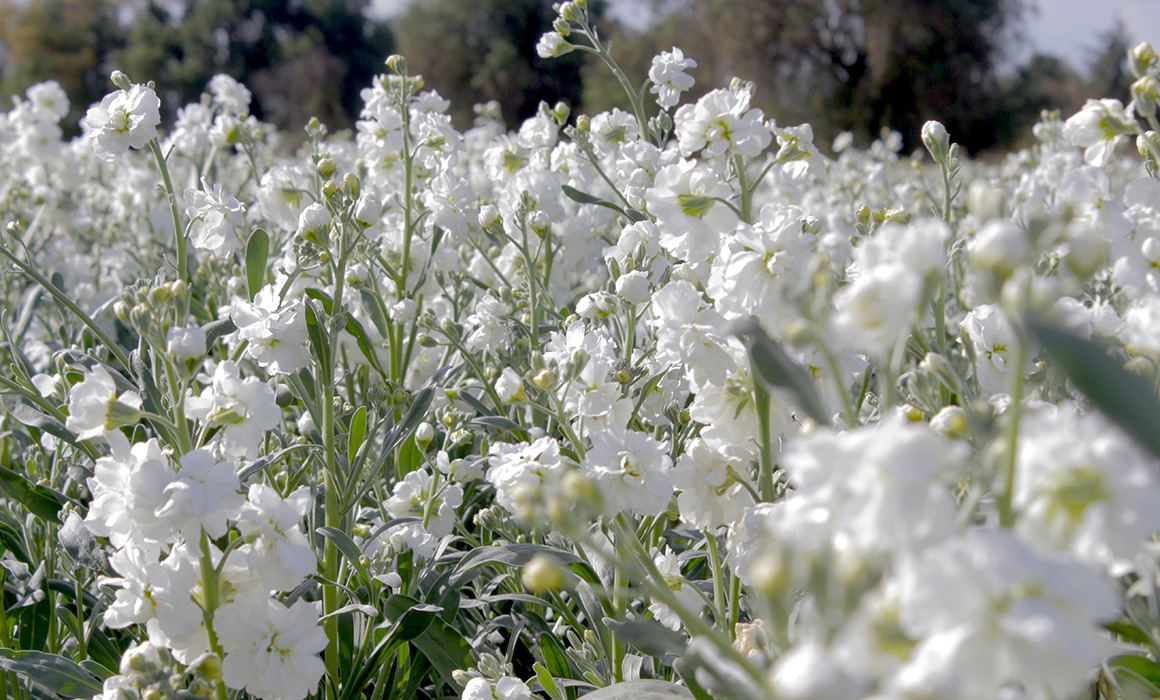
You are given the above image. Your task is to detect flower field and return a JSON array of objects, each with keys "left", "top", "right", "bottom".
[{"left": 3, "top": 3, "right": 1160, "bottom": 699}]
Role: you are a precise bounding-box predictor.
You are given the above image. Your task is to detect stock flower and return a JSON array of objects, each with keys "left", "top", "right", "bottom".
[
  {"left": 184, "top": 179, "right": 246, "bottom": 259},
  {"left": 649, "top": 47, "right": 697, "bottom": 109},
  {"left": 66, "top": 364, "right": 143, "bottom": 441},
  {"left": 1014, "top": 402, "right": 1160, "bottom": 573},
  {"left": 230, "top": 286, "right": 312, "bottom": 375},
  {"left": 215, "top": 595, "right": 327, "bottom": 700},
  {"left": 651, "top": 280, "right": 736, "bottom": 391},
  {"left": 673, "top": 438, "right": 755, "bottom": 530},
  {"left": 645, "top": 159, "right": 738, "bottom": 265},
  {"left": 674, "top": 85, "right": 771, "bottom": 159},
  {"left": 888, "top": 530, "right": 1117, "bottom": 699},
  {"left": 1062, "top": 98, "right": 1138, "bottom": 166},
  {"left": 832, "top": 262, "right": 924, "bottom": 357},
  {"left": 649, "top": 547, "right": 704, "bottom": 630},
  {"left": 208, "top": 73, "right": 252, "bottom": 115},
  {"left": 235, "top": 485, "right": 316, "bottom": 592},
  {"left": 581, "top": 428, "right": 673, "bottom": 516},
  {"left": 155, "top": 448, "right": 244, "bottom": 540},
  {"left": 84, "top": 83, "right": 161, "bottom": 161},
  {"left": 85, "top": 434, "right": 176, "bottom": 551},
  {"left": 462, "top": 676, "right": 533, "bottom": 700},
  {"left": 486, "top": 437, "right": 565, "bottom": 516},
  {"left": 184, "top": 360, "right": 279, "bottom": 460},
  {"left": 384, "top": 469, "right": 464, "bottom": 537},
  {"left": 959, "top": 303, "right": 1031, "bottom": 395}
]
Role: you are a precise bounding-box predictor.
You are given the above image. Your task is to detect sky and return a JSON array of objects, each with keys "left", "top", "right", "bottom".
[{"left": 367, "top": 0, "right": 1160, "bottom": 75}]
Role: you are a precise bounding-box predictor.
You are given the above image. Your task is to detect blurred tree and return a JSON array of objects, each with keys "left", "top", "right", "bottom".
[
  {"left": 584, "top": 0, "right": 1028, "bottom": 154},
  {"left": 1086, "top": 22, "right": 1132, "bottom": 102},
  {"left": 0, "top": 0, "right": 123, "bottom": 133},
  {"left": 394, "top": 0, "right": 602, "bottom": 129},
  {"left": 117, "top": 0, "right": 393, "bottom": 133}
]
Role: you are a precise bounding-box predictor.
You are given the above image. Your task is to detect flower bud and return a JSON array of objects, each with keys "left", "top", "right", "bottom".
[
  {"left": 415, "top": 422, "right": 434, "bottom": 448},
  {"left": 522, "top": 554, "right": 565, "bottom": 593},
  {"left": 1130, "top": 41, "right": 1158, "bottom": 79},
  {"left": 343, "top": 172, "right": 359, "bottom": 198},
  {"left": 967, "top": 220, "right": 1032, "bottom": 278},
  {"left": 321, "top": 179, "right": 338, "bottom": 199},
  {"left": 110, "top": 70, "right": 132, "bottom": 91},
  {"left": 930, "top": 405, "right": 968, "bottom": 438},
  {"left": 166, "top": 325, "right": 206, "bottom": 364},
  {"left": 354, "top": 194, "right": 383, "bottom": 227},
  {"left": 527, "top": 209, "right": 550, "bottom": 235},
  {"left": 479, "top": 204, "right": 501, "bottom": 230},
  {"left": 385, "top": 55, "right": 408, "bottom": 75},
  {"left": 297, "top": 202, "right": 331, "bottom": 246},
  {"left": 553, "top": 17, "right": 571, "bottom": 36},
  {"left": 317, "top": 157, "right": 336, "bottom": 179},
  {"left": 1134, "top": 76, "right": 1160, "bottom": 119},
  {"left": 188, "top": 652, "right": 222, "bottom": 682},
  {"left": 495, "top": 367, "right": 525, "bottom": 403},
  {"left": 921, "top": 120, "right": 950, "bottom": 164}
]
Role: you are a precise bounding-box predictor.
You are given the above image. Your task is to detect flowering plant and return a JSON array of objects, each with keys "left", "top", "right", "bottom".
[{"left": 1, "top": 4, "right": 1160, "bottom": 700}]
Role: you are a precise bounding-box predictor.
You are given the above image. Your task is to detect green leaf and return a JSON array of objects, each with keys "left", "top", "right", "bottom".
[
  {"left": 732, "top": 319, "right": 830, "bottom": 426},
  {"left": 1106, "top": 619, "right": 1153, "bottom": 646},
  {"left": 561, "top": 185, "right": 648, "bottom": 222},
  {"left": 246, "top": 228, "right": 270, "bottom": 301},
  {"left": 316, "top": 526, "right": 371, "bottom": 589},
  {"left": 1107, "top": 653, "right": 1160, "bottom": 700},
  {"left": 453, "top": 543, "right": 584, "bottom": 579},
  {"left": 407, "top": 614, "right": 472, "bottom": 691},
  {"left": 0, "top": 649, "right": 101, "bottom": 698},
  {"left": 1028, "top": 318, "right": 1160, "bottom": 461},
  {"left": 58, "top": 512, "right": 111, "bottom": 575},
  {"left": 0, "top": 463, "right": 68, "bottom": 521},
  {"left": 202, "top": 318, "right": 237, "bottom": 347},
  {"left": 339, "top": 595, "right": 442, "bottom": 700},
  {"left": 303, "top": 298, "right": 332, "bottom": 385},
  {"left": 1, "top": 394, "right": 77, "bottom": 447},
  {"left": 580, "top": 680, "right": 694, "bottom": 700},
  {"left": 672, "top": 657, "right": 714, "bottom": 700},
  {"left": 348, "top": 406, "right": 367, "bottom": 465},
  {"left": 534, "top": 661, "right": 567, "bottom": 700},
  {"left": 602, "top": 617, "right": 687, "bottom": 657},
  {"left": 539, "top": 631, "right": 572, "bottom": 680}
]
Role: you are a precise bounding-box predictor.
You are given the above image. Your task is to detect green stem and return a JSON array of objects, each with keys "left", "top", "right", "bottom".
[
  {"left": 198, "top": 530, "right": 229, "bottom": 700},
  {"left": 753, "top": 381, "right": 775, "bottom": 501},
  {"left": 148, "top": 140, "right": 189, "bottom": 312},
  {"left": 704, "top": 530, "right": 730, "bottom": 637},
  {"left": 996, "top": 330, "right": 1028, "bottom": 528}
]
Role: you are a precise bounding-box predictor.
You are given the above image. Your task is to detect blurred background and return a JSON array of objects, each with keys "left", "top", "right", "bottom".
[{"left": 0, "top": 0, "right": 1151, "bottom": 155}]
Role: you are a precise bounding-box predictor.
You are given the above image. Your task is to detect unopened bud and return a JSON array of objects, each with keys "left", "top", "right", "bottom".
[
  {"left": 415, "top": 422, "right": 434, "bottom": 447},
  {"left": 321, "top": 179, "right": 338, "bottom": 199},
  {"left": 1134, "top": 76, "right": 1160, "bottom": 119},
  {"left": 522, "top": 554, "right": 565, "bottom": 593},
  {"left": 385, "top": 55, "right": 408, "bottom": 75},
  {"left": 921, "top": 120, "right": 950, "bottom": 164},
  {"left": 317, "top": 157, "right": 336, "bottom": 179},
  {"left": 1130, "top": 41, "right": 1158, "bottom": 79},
  {"left": 110, "top": 70, "right": 132, "bottom": 91}
]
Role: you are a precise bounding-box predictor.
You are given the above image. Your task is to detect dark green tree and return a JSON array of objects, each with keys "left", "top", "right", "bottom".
[
  {"left": 117, "top": 0, "right": 394, "bottom": 133},
  {"left": 393, "top": 0, "right": 601, "bottom": 129}
]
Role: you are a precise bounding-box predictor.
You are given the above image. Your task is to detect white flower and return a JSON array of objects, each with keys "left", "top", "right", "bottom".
[
  {"left": 645, "top": 159, "right": 738, "bottom": 265},
  {"left": 1062, "top": 98, "right": 1138, "bottom": 166},
  {"left": 26, "top": 80, "right": 69, "bottom": 122},
  {"left": 208, "top": 73, "right": 252, "bottom": 115},
  {"left": 651, "top": 280, "right": 736, "bottom": 392},
  {"left": 465, "top": 294, "right": 511, "bottom": 356},
  {"left": 184, "top": 360, "right": 279, "bottom": 460},
  {"left": 66, "top": 365, "right": 142, "bottom": 441},
  {"left": 1014, "top": 402, "right": 1160, "bottom": 573},
  {"left": 462, "top": 676, "right": 533, "bottom": 700},
  {"left": 184, "top": 179, "right": 246, "bottom": 260},
  {"left": 85, "top": 434, "right": 176, "bottom": 551},
  {"left": 384, "top": 469, "right": 464, "bottom": 537},
  {"left": 833, "top": 262, "right": 923, "bottom": 357},
  {"left": 486, "top": 437, "right": 564, "bottom": 516},
  {"left": 215, "top": 595, "right": 327, "bottom": 700},
  {"left": 495, "top": 367, "right": 525, "bottom": 403},
  {"left": 614, "top": 270, "right": 651, "bottom": 304},
  {"left": 649, "top": 47, "right": 697, "bottom": 109},
  {"left": 167, "top": 325, "right": 207, "bottom": 363},
  {"left": 648, "top": 547, "right": 703, "bottom": 630},
  {"left": 959, "top": 304, "right": 1030, "bottom": 395},
  {"left": 674, "top": 85, "right": 771, "bottom": 159},
  {"left": 297, "top": 202, "right": 331, "bottom": 244},
  {"left": 967, "top": 219, "right": 1033, "bottom": 276},
  {"left": 536, "top": 32, "right": 572, "bottom": 58},
  {"left": 581, "top": 428, "right": 674, "bottom": 517},
  {"left": 155, "top": 448, "right": 243, "bottom": 540},
  {"left": 235, "top": 485, "right": 316, "bottom": 592},
  {"left": 84, "top": 83, "right": 161, "bottom": 161},
  {"left": 889, "top": 530, "right": 1117, "bottom": 700},
  {"left": 673, "top": 438, "right": 755, "bottom": 530},
  {"left": 230, "top": 286, "right": 312, "bottom": 375}
]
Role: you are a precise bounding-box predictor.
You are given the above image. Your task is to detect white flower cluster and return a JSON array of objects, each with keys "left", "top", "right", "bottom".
[{"left": 4, "top": 30, "right": 1160, "bottom": 700}]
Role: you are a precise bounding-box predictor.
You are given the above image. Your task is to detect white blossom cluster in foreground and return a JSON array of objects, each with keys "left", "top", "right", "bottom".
[{"left": 3, "top": 4, "right": 1160, "bottom": 700}]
